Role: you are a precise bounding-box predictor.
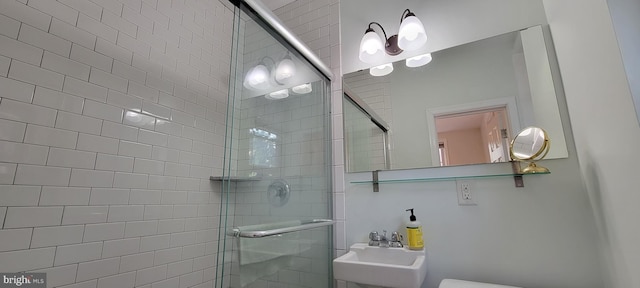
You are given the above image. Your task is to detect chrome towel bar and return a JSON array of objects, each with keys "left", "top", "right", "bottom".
[{"left": 229, "top": 219, "right": 335, "bottom": 238}]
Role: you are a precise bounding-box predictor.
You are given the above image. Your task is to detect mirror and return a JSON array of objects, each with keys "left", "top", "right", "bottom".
[
  {"left": 510, "top": 126, "right": 550, "bottom": 173},
  {"left": 343, "top": 25, "right": 569, "bottom": 172}
]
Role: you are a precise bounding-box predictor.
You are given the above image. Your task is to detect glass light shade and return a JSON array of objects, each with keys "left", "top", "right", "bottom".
[
  {"left": 369, "top": 63, "right": 393, "bottom": 77},
  {"left": 398, "top": 15, "right": 427, "bottom": 51},
  {"left": 266, "top": 89, "right": 289, "bottom": 100},
  {"left": 292, "top": 83, "right": 312, "bottom": 94},
  {"left": 359, "top": 30, "right": 385, "bottom": 64},
  {"left": 275, "top": 57, "right": 296, "bottom": 84},
  {"left": 405, "top": 53, "right": 432, "bottom": 67},
  {"left": 243, "top": 64, "right": 270, "bottom": 90}
]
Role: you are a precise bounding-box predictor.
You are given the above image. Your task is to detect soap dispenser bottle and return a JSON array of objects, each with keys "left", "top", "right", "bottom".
[{"left": 405, "top": 208, "right": 424, "bottom": 250}]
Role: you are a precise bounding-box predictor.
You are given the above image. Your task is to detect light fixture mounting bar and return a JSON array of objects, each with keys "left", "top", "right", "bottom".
[{"left": 368, "top": 22, "right": 403, "bottom": 56}]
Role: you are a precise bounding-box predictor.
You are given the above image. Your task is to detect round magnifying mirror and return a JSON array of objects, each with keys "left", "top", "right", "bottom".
[{"left": 510, "top": 127, "right": 550, "bottom": 174}]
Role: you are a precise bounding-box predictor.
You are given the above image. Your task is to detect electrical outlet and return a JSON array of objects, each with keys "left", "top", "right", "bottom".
[{"left": 456, "top": 180, "right": 476, "bottom": 205}]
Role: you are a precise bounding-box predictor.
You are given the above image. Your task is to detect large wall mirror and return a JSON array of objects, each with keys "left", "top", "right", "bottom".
[{"left": 343, "top": 25, "right": 569, "bottom": 172}]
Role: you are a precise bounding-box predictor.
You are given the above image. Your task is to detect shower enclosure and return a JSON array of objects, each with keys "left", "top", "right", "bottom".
[{"left": 215, "top": 1, "right": 334, "bottom": 287}]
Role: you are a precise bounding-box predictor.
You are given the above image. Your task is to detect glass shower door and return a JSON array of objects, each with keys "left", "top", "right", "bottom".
[{"left": 216, "top": 2, "right": 333, "bottom": 288}]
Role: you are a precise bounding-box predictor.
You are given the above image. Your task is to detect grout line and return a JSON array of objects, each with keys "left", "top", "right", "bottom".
[
  {"left": 28, "top": 227, "right": 35, "bottom": 249},
  {"left": 1, "top": 207, "right": 7, "bottom": 229}
]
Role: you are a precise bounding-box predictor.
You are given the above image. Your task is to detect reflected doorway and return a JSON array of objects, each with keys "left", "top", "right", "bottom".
[{"left": 435, "top": 107, "right": 510, "bottom": 166}]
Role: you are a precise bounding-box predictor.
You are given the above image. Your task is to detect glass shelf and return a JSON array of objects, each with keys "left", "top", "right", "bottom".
[
  {"left": 347, "top": 162, "right": 551, "bottom": 188},
  {"left": 350, "top": 171, "right": 549, "bottom": 184}
]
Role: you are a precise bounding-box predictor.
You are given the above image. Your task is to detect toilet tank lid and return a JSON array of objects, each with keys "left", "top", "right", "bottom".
[{"left": 439, "top": 279, "right": 522, "bottom": 288}]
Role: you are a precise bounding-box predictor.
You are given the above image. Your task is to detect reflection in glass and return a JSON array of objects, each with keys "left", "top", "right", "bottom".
[
  {"left": 344, "top": 25, "right": 569, "bottom": 172},
  {"left": 435, "top": 107, "right": 510, "bottom": 166},
  {"left": 249, "top": 128, "right": 277, "bottom": 168},
  {"left": 343, "top": 95, "right": 389, "bottom": 172}
]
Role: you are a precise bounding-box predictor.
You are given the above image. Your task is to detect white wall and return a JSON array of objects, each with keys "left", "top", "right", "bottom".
[
  {"left": 345, "top": 158, "right": 603, "bottom": 288},
  {"left": 0, "top": 1, "right": 232, "bottom": 287},
  {"left": 340, "top": 1, "right": 607, "bottom": 288},
  {"left": 340, "top": 0, "right": 548, "bottom": 74},
  {"left": 542, "top": 0, "right": 640, "bottom": 287}
]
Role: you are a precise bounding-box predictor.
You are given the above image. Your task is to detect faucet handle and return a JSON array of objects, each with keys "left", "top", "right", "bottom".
[
  {"left": 390, "top": 231, "right": 404, "bottom": 248},
  {"left": 391, "top": 231, "right": 403, "bottom": 242},
  {"left": 369, "top": 231, "right": 380, "bottom": 246},
  {"left": 378, "top": 230, "right": 390, "bottom": 247}
]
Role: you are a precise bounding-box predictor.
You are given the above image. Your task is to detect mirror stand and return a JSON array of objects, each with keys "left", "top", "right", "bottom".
[{"left": 520, "top": 162, "right": 550, "bottom": 174}]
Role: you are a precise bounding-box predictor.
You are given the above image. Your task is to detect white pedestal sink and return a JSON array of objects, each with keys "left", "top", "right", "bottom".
[{"left": 333, "top": 243, "right": 428, "bottom": 288}]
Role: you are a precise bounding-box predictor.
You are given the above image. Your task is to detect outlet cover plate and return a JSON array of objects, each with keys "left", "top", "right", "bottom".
[{"left": 456, "top": 180, "right": 476, "bottom": 206}]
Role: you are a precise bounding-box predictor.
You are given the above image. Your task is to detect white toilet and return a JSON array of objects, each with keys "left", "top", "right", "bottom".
[{"left": 439, "top": 279, "right": 522, "bottom": 288}]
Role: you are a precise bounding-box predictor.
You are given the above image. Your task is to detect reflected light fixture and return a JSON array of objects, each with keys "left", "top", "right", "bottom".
[
  {"left": 243, "top": 54, "right": 297, "bottom": 91},
  {"left": 266, "top": 89, "right": 289, "bottom": 100},
  {"left": 370, "top": 63, "right": 394, "bottom": 76},
  {"left": 243, "top": 63, "right": 271, "bottom": 90},
  {"left": 274, "top": 54, "right": 296, "bottom": 85},
  {"left": 292, "top": 83, "right": 312, "bottom": 94},
  {"left": 405, "top": 53, "right": 432, "bottom": 67}
]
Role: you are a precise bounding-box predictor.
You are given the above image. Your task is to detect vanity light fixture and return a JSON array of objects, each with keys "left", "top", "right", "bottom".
[
  {"left": 359, "top": 9, "right": 427, "bottom": 64},
  {"left": 359, "top": 9, "right": 430, "bottom": 76}
]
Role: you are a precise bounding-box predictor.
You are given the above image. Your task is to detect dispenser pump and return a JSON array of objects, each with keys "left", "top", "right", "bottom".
[{"left": 406, "top": 208, "right": 416, "bottom": 221}]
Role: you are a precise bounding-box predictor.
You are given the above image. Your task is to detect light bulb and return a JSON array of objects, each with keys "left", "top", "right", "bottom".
[
  {"left": 398, "top": 15, "right": 427, "bottom": 51},
  {"left": 405, "top": 53, "right": 432, "bottom": 67},
  {"left": 369, "top": 63, "right": 393, "bottom": 77},
  {"left": 403, "top": 26, "right": 419, "bottom": 41},
  {"left": 359, "top": 30, "right": 384, "bottom": 64}
]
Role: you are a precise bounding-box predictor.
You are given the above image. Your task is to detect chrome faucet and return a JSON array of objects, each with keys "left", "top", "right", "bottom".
[
  {"left": 379, "top": 230, "right": 389, "bottom": 247},
  {"left": 369, "top": 230, "right": 402, "bottom": 248}
]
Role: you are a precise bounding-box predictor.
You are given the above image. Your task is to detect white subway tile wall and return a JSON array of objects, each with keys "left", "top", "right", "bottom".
[{"left": 0, "top": 1, "right": 233, "bottom": 288}]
